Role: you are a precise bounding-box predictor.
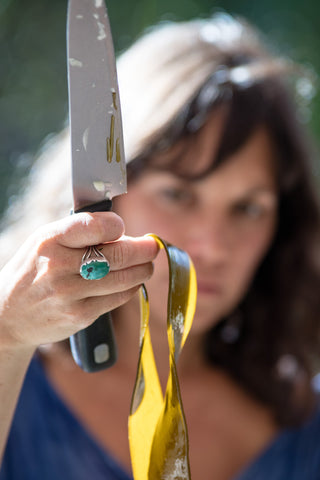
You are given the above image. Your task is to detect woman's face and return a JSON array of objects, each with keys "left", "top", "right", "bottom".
[{"left": 115, "top": 112, "right": 278, "bottom": 333}]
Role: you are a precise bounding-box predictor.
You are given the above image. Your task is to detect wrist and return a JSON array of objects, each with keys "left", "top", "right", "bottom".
[{"left": 0, "top": 342, "right": 36, "bottom": 365}]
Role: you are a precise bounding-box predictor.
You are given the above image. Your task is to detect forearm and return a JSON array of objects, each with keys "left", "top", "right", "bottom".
[{"left": 0, "top": 345, "right": 35, "bottom": 462}]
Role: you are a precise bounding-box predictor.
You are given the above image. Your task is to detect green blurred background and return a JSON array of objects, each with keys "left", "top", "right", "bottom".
[{"left": 0, "top": 0, "right": 319, "bottom": 215}]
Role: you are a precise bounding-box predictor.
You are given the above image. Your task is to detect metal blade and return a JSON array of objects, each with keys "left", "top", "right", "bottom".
[{"left": 67, "top": 0, "right": 126, "bottom": 212}]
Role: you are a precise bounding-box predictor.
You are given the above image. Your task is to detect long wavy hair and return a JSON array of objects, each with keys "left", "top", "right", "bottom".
[{"left": 118, "top": 14, "right": 320, "bottom": 426}]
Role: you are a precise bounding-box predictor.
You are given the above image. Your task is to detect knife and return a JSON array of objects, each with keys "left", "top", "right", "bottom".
[{"left": 67, "top": 0, "right": 126, "bottom": 372}]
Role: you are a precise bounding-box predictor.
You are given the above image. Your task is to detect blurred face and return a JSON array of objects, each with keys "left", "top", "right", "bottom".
[{"left": 115, "top": 111, "right": 278, "bottom": 333}]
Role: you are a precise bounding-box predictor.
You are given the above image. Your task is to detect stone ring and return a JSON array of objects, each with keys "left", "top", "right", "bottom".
[{"left": 80, "top": 246, "right": 110, "bottom": 280}]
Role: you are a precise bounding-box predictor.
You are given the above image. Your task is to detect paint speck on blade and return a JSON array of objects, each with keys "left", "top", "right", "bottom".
[
  {"left": 69, "top": 58, "right": 83, "bottom": 68},
  {"left": 82, "top": 128, "right": 89, "bottom": 151},
  {"left": 97, "top": 22, "right": 106, "bottom": 40}
]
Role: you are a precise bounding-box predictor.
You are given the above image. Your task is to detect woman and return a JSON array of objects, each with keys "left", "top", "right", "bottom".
[{"left": 0, "top": 12, "right": 320, "bottom": 480}]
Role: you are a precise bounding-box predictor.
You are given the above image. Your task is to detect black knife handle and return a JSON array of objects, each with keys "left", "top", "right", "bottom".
[
  {"left": 70, "top": 311, "right": 117, "bottom": 372},
  {"left": 69, "top": 199, "right": 117, "bottom": 372}
]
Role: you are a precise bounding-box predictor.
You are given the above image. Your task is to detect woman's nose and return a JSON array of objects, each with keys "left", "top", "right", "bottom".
[{"left": 184, "top": 210, "right": 232, "bottom": 265}]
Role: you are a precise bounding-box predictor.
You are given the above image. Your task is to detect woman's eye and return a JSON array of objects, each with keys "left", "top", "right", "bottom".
[
  {"left": 235, "top": 202, "right": 264, "bottom": 219},
  {"left": 157, "top": 187, "right": 192, "bottom": 204}
]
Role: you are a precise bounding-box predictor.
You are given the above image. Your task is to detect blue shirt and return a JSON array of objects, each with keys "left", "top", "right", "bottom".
[
  {"left": 1, "top": 357, "right": 320, "bottom": 479},
  {"left": 235, "top": 403, "right": 320, "bottom": 480},
  {"left": 0, "top": 357, "right": 131, "bottom": 480}
]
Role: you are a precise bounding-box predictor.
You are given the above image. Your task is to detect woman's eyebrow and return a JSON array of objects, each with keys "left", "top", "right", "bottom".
[
  {"left": 240, "top": 185, "right": 278, "bottom": 196},
  {"left": 230, "top": 186, "right": 278, "bottom": 201}
]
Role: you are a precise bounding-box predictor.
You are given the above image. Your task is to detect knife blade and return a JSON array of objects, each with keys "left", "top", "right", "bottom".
[{"left": 67, "top": 0, "right": 127, "bottom": 372}]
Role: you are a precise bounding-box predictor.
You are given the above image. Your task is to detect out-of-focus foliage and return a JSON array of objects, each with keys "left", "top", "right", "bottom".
[
  {"left": 0, "top": 0, "right": 67, "bottom": 212},
  {"left": 0, "top": 0, "right": 319, "bottom": 214}
]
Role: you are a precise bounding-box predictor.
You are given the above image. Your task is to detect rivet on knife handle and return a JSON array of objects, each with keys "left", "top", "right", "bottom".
[{"left": 70, "top": 312, "right": 117, "bottom": 372}]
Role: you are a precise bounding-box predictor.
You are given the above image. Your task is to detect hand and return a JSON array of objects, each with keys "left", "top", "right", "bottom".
[{"left": 0, "top": 212, "right": 158, "bottom": 353}]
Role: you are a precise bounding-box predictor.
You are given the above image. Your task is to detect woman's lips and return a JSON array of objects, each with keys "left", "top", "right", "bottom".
[{"left": 196, "top": 281, "right": 222, "bottom": 295}]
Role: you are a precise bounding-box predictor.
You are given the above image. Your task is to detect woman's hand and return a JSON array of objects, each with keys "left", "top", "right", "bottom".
[{"left": 0, "top": 211, "right": 158, "bottom": 354}]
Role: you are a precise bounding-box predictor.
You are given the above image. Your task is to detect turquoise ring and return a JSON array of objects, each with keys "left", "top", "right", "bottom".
[{"left": 80, "top": 246, "right": 110, "bottom": 280}]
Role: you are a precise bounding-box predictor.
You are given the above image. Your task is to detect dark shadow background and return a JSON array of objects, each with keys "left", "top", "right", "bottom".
[{"left": 0, "top": 0, "right": 319, "bottom": 215}]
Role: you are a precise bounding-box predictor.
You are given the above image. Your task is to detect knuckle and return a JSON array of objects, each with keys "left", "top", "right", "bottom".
[
  {"left": 33, "top": 236, "right": 65, "bottom": 273},
  {"left": 53, "top": 279, "right": 74, "bottom": 299},
  {"left": 34, "top": 234, "right": 55, "bottom": 257},
  {"left": 114, "top": 268, "right": 130, "bottom": 288},
  {"left": 90, "top": 214, "right": 106, "bottom": 237},
  {"left": 78, "top": 213, "right": 102, "bottom": 238},
  {"left": 39, "top": 255, "right": 62, "bottom": 274},
  {"left": 110, "top": 241, "right": 130, "bottom": 269},
  {"left": 100, "top": 212, "right": 124, "bottom": 236},
  {"left": 37, "top": 276, "right": 73, "bottom": 304},
  {"left": 66, "top": 301, "right": 93, "bottom": 329},
  {"left": 77, "top": 212, "right": 104, "bottom": 238},
  {"left": 81, "top": 212, "right": 123, "bottom": 241}
]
